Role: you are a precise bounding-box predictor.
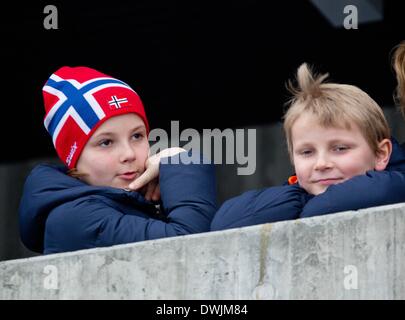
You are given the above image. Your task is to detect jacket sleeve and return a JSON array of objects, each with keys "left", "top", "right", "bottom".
[
  {"left": 210, "top": 184, "right": 311, "bottom": 231},
  {"left": 44, "top": 152, "right": 217, "bottom": 252},
  {"left": 300, "top": 170, "right": 405, "bottom": 218},
  {"left": 45, "top": 197, "right": 200, "bottom": 251},
  {"left": 157, "top": 151, "right": 218, "bottom": 233},
  {"left": 100, "top": 152, "right": 217, "bottom": 244}
]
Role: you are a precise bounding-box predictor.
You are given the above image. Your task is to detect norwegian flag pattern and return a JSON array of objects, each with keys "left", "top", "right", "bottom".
[
  {"left": 43, "top": 73, "right": 134, "bottom": 146},
  {"left": 42, "top": 66, "right": 148, "bottom": 168}
]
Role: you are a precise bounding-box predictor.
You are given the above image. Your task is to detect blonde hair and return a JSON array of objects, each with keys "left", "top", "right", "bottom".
[
  {"left": 283, "top": 63, "right": 390, "bottom": 161},
  {"left": 393, "top": 41, "right": 405, "bottom": 118}
]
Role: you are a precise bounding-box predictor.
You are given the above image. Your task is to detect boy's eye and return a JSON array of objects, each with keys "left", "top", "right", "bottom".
[
  {"left": 300, "top": 150, "right": 313, "bottom": 156},
  {"left": 99, "top": 139, "right": 112, "bottom": 147},
  {"left": 333, "top": 145, "right": 349, "bottom": 152}
]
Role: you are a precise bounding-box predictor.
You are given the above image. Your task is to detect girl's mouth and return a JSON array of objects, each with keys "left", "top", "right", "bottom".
[{"left": 117, "top": 172, "right": 138, "bottom": 180}]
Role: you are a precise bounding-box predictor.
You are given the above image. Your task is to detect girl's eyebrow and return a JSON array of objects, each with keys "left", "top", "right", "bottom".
[
  {"left": 93, "top": 125, "right": 146, "bottom": 139},
  {"left": 131, "top": 125, "right": 146, "bottom": 132},
  {"left": 93, "top": 132, "right": 115, "bottom": 139}
]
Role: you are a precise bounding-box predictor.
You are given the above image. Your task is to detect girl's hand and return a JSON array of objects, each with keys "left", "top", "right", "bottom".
[
  {"left": 128, "top": 152, "right": 161, "bottom": 201},
  {"left": 127, "top": 147, "right": 186, "bottom": 201}
]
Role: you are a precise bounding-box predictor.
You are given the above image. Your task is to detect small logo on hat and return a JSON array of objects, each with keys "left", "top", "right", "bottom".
[
  {"left": 108, "top": 95, "right": 128, "bottom": 109},
  {"left": 66, "top": 142, "right": 78, "bottom": 166}
]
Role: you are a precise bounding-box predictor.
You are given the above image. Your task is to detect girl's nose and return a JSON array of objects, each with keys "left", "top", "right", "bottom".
[{"left": 120, "top": 142, "right": 137, "bottom": 163}]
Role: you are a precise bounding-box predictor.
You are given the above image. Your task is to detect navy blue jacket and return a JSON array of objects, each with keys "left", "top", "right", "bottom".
[
  {"left": 19, "top": 153, "right": 217, "bottom": 254},
  {"left": 211, "top": 138, "right": 405, "bottom": 231}
]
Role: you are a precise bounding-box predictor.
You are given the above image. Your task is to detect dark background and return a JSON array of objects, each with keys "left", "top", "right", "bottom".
[{"left": 1, "top": 0, "right": 405, "bottom": 163}]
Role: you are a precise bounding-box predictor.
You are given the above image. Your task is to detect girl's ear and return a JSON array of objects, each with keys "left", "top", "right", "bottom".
[{"left": 375, "top": 139, "right": 392, "bottom": 171}]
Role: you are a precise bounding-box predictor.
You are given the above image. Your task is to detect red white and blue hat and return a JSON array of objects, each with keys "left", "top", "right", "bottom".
[{"left": 43, "top": 66, "right": 149, "bottom": 169}]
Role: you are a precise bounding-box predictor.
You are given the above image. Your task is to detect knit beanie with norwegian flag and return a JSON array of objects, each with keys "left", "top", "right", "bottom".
[{"left": 42, "top": 66, "right": 149, "bottom": 169}]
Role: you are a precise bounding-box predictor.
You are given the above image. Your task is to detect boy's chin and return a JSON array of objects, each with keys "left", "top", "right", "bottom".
[{"left": 308, "top": 185, "right": 329, "bottom": 196}]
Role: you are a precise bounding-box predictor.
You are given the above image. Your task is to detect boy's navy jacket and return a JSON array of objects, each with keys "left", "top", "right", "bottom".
[
  {"left": 211, "top": 137, "right": 405, "bottom": 231},
  {"left": 19, "top": 152, "right": 217, "bottom": 254}
]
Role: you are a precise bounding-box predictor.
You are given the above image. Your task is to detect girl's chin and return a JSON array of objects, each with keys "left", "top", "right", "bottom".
[{"left": 114, "top": 182, "right": 132, "bottom": 189}]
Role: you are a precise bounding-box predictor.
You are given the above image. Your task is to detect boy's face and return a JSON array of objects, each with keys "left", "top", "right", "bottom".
[
  {"left": 291, "top": 113, "right": 388, "bottom": 195},
  {"left": 76, "top": 113, "right": 149, "bottom": 189}
]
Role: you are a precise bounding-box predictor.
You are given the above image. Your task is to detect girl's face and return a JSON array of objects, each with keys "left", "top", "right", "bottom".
[{"left": 76, "top": 113, "right": 149, "bottom": 189}]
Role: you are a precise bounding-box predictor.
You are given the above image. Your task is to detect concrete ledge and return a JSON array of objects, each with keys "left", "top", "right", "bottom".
[{"left": 1, "top": 203, "right": 405, "bottom": 299}]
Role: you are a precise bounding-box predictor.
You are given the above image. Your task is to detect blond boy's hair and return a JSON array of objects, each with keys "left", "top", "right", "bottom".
[
  {"left": 393, "top": 41, "right": 405, "bottom": 118},
  {"left": 283, "top": 63, "right": 390, "bottom": 161}
]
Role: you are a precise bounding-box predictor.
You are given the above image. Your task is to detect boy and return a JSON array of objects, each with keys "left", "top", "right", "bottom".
[{"left": 211, "top": 63, "right": 405, "bottom": 230}]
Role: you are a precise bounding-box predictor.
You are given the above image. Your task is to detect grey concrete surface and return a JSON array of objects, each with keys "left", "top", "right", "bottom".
[{"left": 1, "top": 203, "right": 405, "bottom": 299}]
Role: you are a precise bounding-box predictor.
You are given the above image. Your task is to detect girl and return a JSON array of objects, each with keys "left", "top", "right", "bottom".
[{"left": 19, "top": 66, "right": 217, "bottom": 254}]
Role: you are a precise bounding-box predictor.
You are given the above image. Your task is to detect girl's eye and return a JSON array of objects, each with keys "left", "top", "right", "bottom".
[
  {"left": 99, "top": 139, "right": 112, "bottom": 147},
  {"left": 132, "top": 133, "right": 143, "bottom": 140}
]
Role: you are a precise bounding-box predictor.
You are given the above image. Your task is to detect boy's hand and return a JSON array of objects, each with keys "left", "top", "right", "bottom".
[{"left": 127, "top": 147, "right": 186, "bottom": 201}]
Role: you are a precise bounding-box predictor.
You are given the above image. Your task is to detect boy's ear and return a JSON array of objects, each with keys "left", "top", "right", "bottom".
[{"left": 375, "top": 139, "right": 392, "bottom": 171}]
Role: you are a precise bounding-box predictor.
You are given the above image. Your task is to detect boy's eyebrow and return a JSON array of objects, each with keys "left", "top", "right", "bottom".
[
  {"left": 294, "top": 138, "right": 355, "bottom": 148},
  {"left": 293, "top": 142, "right": 314, "bottom": 148},
  {"left": 325, "top": 138, "right": 356, "bottom": 145}
]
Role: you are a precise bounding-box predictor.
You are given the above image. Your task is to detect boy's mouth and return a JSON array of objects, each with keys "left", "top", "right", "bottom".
[{"left": 314, "top": 178, "right": 343, "bottom": 186}]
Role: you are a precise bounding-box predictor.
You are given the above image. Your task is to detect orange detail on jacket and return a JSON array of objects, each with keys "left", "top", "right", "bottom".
[{"left": 288, "top": 175, "right": 298, "bottom": 185}]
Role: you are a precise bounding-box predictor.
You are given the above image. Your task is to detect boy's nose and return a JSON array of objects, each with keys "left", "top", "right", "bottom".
[{"left": 314, "top": 154, "right": 333, "bottom": 171}]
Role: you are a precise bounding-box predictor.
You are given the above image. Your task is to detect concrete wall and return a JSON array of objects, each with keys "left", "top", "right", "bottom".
[{"left": 1, "top": 203, "right": 405, "bottom": 299}]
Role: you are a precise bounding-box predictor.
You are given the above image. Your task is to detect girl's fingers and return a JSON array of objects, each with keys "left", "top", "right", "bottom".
[
  {"left": 144, "top": 180, "right": 157, "bottom": 201},
  {"left": 151, "top": 184, "right": 161, "bottom": 202},
  {"left": 128, "top": 165, "right": 157, "bottom": 190}
]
